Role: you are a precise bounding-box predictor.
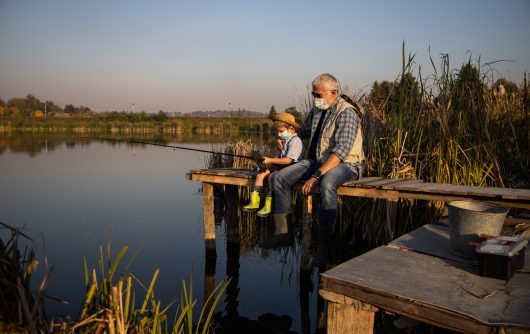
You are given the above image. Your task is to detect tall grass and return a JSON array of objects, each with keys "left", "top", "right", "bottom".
[
  {"left": 0, "top": 222, "right": 51, "bottom": 333},
  {"left": 346, "top": 44, "right": 529, "bottom": 246},
  {"left": 70, "top": 241, "right": 230, "bottom": 334},
  {"left": 204, "top": 47, "right": 529, "bottom": 249},
  {"left": 0, "top": 223, "right": 230, "bottom": 334}
]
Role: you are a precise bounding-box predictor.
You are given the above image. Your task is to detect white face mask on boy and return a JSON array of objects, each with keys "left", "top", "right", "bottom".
[{"left": 278, "top": 130, "right": 292, "bottom": 140}]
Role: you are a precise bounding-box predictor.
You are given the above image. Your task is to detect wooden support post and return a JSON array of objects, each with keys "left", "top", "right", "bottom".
[
  {"left": 202, "top": 182, "right": 216, "bottom": 259},
  {"left": 320, "top": 290, "right": 378, "bottom": 334}
]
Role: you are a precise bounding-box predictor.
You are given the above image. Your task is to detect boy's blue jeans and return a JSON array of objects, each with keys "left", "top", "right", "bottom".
[{"left": 272, "top": 159, "right": 359, "bottom": 229}]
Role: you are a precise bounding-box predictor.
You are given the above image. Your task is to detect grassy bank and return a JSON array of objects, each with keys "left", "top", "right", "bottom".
[
  {"left": 207, "top": 51, "right": 529, "bottom": 250},
  {"left": 0, "top": 116, "right": 272, "bottom": 135}
]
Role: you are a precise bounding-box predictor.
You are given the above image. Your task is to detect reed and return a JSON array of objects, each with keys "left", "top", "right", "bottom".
[
  {"left": 70, "top": 240, "right": 230, "bottom": 334},
  {"left": 204, "top": 47, "right": 529, "bottom": 249},
  {"left": 0, "top": 222, "right": 51, "bottom": 333},
  {"left": 0, "top": 222, "right": 230, "bottom": 333}
]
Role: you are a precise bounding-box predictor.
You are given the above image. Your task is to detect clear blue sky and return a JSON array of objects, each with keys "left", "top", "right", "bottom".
[{"left": 1, "top": 0, "right": 529, "bottom": 113}]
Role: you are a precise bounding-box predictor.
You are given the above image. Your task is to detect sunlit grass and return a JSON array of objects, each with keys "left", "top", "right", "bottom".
[{"left": 0, "top": 222, "right": 230, "bottom": 334}]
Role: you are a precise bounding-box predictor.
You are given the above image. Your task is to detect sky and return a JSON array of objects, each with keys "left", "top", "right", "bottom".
[{"left": 1, "top": 0, "right": 529, "bottom": 114}]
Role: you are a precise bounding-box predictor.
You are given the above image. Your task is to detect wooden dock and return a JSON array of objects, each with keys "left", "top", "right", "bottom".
[
  {"left": 187, "top": 168, "right": 530, "bottom": 257},
  {"left": 320, "top": 223, "right": 530, "bottom": 334},
  {"left": 187, "top": 168, "right": 530, "bottom": 333}
]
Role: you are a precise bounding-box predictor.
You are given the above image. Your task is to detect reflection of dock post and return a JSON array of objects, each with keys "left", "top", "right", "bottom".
[
  {"left": 202, "top": 182, "right": 216, "bottom": 259},
  {"left": 301, "top": 195, "right": 313, "bottom": 271},
  {"left": 300, "top": 195, "right": 313, "bottom": 334},
  {"left": 202, "top": 182, "right": 217, "bottom": 319},
  {"left": 225, "top": 185, "right": 240, "bottom": 320},
  {"left": 203, "top": 251, "right": 216, "bottom": 319}
]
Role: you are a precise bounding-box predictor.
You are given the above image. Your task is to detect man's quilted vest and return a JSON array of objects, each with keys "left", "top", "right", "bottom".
[{"left": 314, "top": 98, "right": 365, "bottom": 165}]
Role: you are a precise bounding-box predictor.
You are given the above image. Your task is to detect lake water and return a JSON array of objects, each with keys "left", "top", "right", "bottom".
[{"left": 0, "top": 133, "right": 323, "bottom": 333}]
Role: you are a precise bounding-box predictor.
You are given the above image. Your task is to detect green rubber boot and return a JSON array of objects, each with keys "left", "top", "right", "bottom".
[
  {"left": 257, "top": 196, "right": 272, "bottom": 217},
  {"left": 242, "top": 191, "right": 260, "bottom": 211}
]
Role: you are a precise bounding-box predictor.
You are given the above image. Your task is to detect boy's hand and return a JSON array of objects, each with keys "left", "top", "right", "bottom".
[
  {"left": 262, "top": 157, "right": 271, "bottom": 164},
  {"left": 251, "top": 151, "right": 264, "bottom": 163},
  {"left": 277, "top": 139, "right": 284, "bottom": 150}
]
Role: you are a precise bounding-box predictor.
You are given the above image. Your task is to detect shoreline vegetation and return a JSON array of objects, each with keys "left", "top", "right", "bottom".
[{"left": 0, "top": 116, "right": 273, "bottom": 135}]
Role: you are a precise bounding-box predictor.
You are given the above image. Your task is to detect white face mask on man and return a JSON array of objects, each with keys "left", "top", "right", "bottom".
[{"left": 314, "top": 98, "right": 331, "bottom": 110}]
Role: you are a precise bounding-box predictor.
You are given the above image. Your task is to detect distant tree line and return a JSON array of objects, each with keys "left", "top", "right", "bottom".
[
  {"left": 0, "top": 94, "right": 95, "bottom": 118},
  {"left": 0, "top": 94, "right": 308, "bottom": 124}
]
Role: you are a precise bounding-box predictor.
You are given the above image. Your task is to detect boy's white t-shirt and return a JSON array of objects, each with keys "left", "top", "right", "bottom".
[{"left": 279, "top": 134, "right": 303, "bottom": 162}]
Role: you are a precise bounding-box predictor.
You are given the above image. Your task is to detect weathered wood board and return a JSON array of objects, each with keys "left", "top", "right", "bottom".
[
  {"left": 321, "top": 229, "right": 530, "bottom": 333},
  {"left": 187, "top": 169, "right": 530, "bottom": 209}
]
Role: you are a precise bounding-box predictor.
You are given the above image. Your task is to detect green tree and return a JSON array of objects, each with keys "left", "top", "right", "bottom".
[
  {"left": 7, "top": 98, "right": 30, "bottom": 116},
  {"left": 153, "top": 110, "right": 168, "bottom": 122},
  {"left": 8, "top": 106, "right": 21, "bottom": 117},
  {"left": 268, "top": 105, "right": 277, "bottom": 118},
  {"left": 451, "top": 62, "right": 486, "bottom": 139},
  {"left": 369, "top": 80, "right": 395, "bottom": 113},
  {"left": 64, "top": 104, "right": 76, "bottom": 114},
  {"left": 392, "top": 72, "right": 421, "bottom": 114},
  {"left": 284, "top": 106, "right": 303, "bottom": 124},
  {"left": 25, "top": 94, "right": 42, "bottom": 112}
]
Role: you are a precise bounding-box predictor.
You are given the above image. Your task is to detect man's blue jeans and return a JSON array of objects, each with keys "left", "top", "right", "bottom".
[{"left": 272, "top": 160, "right": 359, "bottom": 229}]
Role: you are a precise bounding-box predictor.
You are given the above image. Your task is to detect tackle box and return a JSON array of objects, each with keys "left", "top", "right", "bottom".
[{"left": 475, "top": 236, "right": 527, "bottom": 280}]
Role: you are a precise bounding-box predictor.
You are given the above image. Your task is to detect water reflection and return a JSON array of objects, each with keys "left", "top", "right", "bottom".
[
  {"left": 0, "top": 132, "right": 270, "bottom": 157},
  {"left": 206, "top": 185, "right": 327, "bottom": 334},
  {"left": 0, "top": 133, "right": 327, "bottom": 333}
]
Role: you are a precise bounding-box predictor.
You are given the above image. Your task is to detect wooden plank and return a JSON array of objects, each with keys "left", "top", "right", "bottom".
[
  {"left": 381, "top": 179, "right": 424, "bottom": 190},
  {"left": 392, "top": 191, "right": 530, "bottom": 209},
  {"left": 343, "top": 177, "right": 383, "bottom": 187},
  {"left": 320, "top": 279, "right": 491, "bottom": 334},
  {"left": 337, "top": 187, "right": 400, "bottom": 200},
  {"left": 353, "top": 178, "right": 410, "bottom": 189},
  {"left": 393, "top": 182, "right": 468, "bottom": 194},
  {"left": 320, "top": 245, "right": 530, "bottom": 330},
  {"left": 190, "top": 173, "right": 254, "bottom": 186},
  {"left": 202, "top": 182, "right": 216, "bottom": 258},
  {"left": 390, "top": 182, "right": 530, "bottom": 201},
  {"left": 190, "top": 168, "right": 256, "bottom": 178}
]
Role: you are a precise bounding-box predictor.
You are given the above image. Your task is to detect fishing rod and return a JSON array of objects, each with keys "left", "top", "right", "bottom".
[{"left": 84, "top": 136, "right": 264, "bottom": 162}]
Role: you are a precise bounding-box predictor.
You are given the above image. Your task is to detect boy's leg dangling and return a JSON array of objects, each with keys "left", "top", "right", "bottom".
[
  {"left": 242, "top": 191, "right": 260, "bottom": 211},
  {"left": 257, "top": 196, "right": 272, "bottom": 217}
]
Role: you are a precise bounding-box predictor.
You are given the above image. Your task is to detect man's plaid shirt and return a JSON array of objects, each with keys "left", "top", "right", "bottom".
[{"left": 300, "top": 99, "right": 361, "bottom": 167}]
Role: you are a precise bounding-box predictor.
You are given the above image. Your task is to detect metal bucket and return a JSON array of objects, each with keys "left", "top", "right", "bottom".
[{"left": 448, "top": 200, "right": 508, "bottom": 258}]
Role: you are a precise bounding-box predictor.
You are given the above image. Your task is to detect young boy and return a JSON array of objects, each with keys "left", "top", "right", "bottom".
[{"left": 243, "top": 113, "right": 303, "bottom": 217}]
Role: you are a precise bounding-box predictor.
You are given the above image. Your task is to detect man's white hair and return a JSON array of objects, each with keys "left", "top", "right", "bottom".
[{"left": 312, "top": 73, "right": 340, "bottom": 94}]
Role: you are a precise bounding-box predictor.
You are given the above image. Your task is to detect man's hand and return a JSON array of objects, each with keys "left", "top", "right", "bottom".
[{"left": 302, "top": 177, "right": 319, "bottom": 195}]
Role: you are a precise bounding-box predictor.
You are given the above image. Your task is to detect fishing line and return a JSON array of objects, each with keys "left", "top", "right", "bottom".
[{"left": 83, "top": 136, "right": 263, "bottom": 162}]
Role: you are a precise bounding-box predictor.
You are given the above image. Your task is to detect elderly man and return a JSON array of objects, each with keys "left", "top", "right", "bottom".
[{"left": 271, "top": 73, "right": 364, "bottom": 265}]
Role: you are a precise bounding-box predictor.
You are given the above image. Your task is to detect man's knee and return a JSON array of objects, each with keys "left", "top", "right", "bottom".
[{"left": 320, "top": 179, "right": 338, "bottom": 196}]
